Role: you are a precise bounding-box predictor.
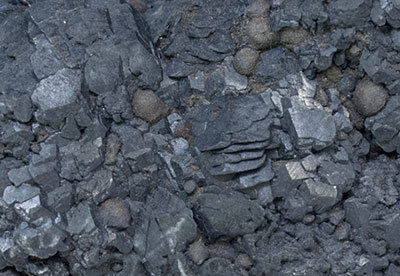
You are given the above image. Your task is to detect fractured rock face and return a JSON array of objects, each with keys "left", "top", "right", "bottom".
[
  {"left": 365, "top": 95, "right": 400, "bottom": 153},
  {"left": 195, "top": 193, "right": 264, "bottom": 238},
  {"left": 284, "top": 104, "right": 336, "bottom": 151},
  {"left": 31, "top": 68, "right": 81, "bottom": 127}
]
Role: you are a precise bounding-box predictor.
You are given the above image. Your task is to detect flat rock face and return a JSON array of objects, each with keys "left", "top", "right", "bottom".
[
  {"left": 31, "top": 68, "right": 81, "bottom": 127},
  {"left": 285, "top": 105, "right": 337, "bottom": 150},
  {"left": 195, "top": 193, "right": 264, "bottom": 238},
  {"left": 256, "top": 47, "right": 300, "bottom": 83}
]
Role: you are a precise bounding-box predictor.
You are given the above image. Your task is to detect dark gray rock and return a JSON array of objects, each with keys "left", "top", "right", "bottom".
[
  {"left": 129, "top": 43, "right": 162, "bottom": 90},
  {"left": 283, "top": 192, "right": 308, "bottom": 222},
  {"left": 66, "top": 203, "right": 96, "bottom": 234},
  {"left": 327, "top": 0, "right": 372, "bottom": 28},
  {"left": 28, "top": 161, "right": 60, "bottom": 192},
  {"left": 199, "top": 257, "right": 239, "bottom": 276},
  {"left": 192, "top": 93, "right": 274, "bottom": 152},
  {"left": 99, "top": 198, "right": 131, "bottom": 229},
  {"left": 195, "top": 192, "right": 264, "bottom": 238},
  {"left": 318, "top": 161, "right": 355, "bottom": 193},
  {"left": 270, "top": 0, "right": 302, "bottom": 31},
  {"left": 365, "top": 95, "right": 400, "bottom": 153},
  {"left": 77, "top": 169, "right": 114, "bottom": 204},
  {"left": 30, "top": 34, "right": 64, "bottom": 80},
  {"left": 32, "top": 144, "right": 57, "bottom": 166},
  {"left": 208, "top": 150, "right": 265, "bottom": 168},
  {"left": 209, "top": 154, "right": 266, "bottom": 176},
  {"left": 271, "top": 161, "right": 309, "bottom": 198},
  {"left": 133, "top": 188, "right": 197, "bottom": 274},
  {"left": 84, "top": 51, "right": 120, "bottom": 95},
  {"left": 31, "top": 68, "right": 81, "bottom": 127},
  {"left": 165, "top": 59, "right": 195, "bottom": 78},
  {"left": 60, "top": 116, "right": 81, "bottom": 140},
  {"left": 46, "top": 184, "right": 73, "bottom": 213},
  {"left": 237, "top": 159, "right": 274, "bottom": 189},
  {"left": 256, "top": 47, "right": 300, "bottom": 83},
  {"left": 302, "top": 179, "right": 338, "bottom": 213},
  {"left": 337, "top": 74, "right": 357, "bottom": 97},
  {"left": 15, "top": 223, "right": 67, "bottom": 259},
  {"left": 8, "top": 94, "right": 33, "bottom": 123},
  {"left": 360, "top": 49, "right": 400, "bottom": 85},
  {"left": 284, "top": 104, "right": 336, "bottom": 151},
  {"left": 7, "top": 166, "right": 32, "bottom": 187},
  {"left": 314, "top": 45, "right": 337, "bottom": 72}
]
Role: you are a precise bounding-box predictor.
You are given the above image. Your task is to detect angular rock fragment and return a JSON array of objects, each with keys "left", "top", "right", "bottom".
[
  {"left": 195, "top": 193, "right": 264, "bottom": 238},
  {"left": 271, "top": 161, "right": 309, "bottom": 198},
  {"left": 199, "top": 257, "right": 239, "bottom": 276},
  {"left": 28, "top": 161, "right": 60, "bottom": 192},
  {"left": 14, "top": 195, "right": 44, "bottom": 221},
  {"left": 256, "top": 47, "right": 300, "bottom": 83},
  {"left": 66, "top": 203, "right": 96, "bottom": 234},
  {"left": 237, "top": 159, "right": 274, "bottom": 189},
  {"left": 47, "top": 184, "right": 73, "bottom": 213},
  {"left": 343, "top": 198, "right": 370, "bottom": 229},
  {"left": 284, "top": 104, "right": 336, "bottom": 151},
  {"left": 327, "top": 0, "right": 372, "bottom": 28},
  {"left": 318, "top": 161, "right": 355, "bottom": 193},
  {"left": 302, "top": 179, "right": 338, "bottom": 213},
  {"left": 188, "top": 238, "right": 209, "bottom": 265},
  {"left": 3, "top": 184, "right": 40, "bottom": 205},
  {"left": 78, "top": 169, "right": 114, "bottom": 204},
  {"left": 15, "top": 223, "right": 67, "bottom": 259},
  {"left": 365, "top": 95, "right": 400, "bottom": 153},
  {"left": 209, "top": 155, "right": 266, "bottom": 176},
  {"left": 30, "top": 35, "right": 64, "bottom": 80},
  {"left": 85, "top": 51, "right": 120, "bottom": 95},
  {"left": 7, "top": 166, "right": 31, "bottom": 187},
  {"left": 31, "top": 68, "right": 81, "bottom": 127}
]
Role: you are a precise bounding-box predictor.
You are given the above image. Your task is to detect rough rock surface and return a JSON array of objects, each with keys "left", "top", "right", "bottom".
[{"left": 0, "top": 0, "right": 400, "bottom": 275}]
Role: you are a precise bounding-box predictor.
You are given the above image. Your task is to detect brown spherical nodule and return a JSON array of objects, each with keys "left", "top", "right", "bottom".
[
  {"left": 126, "top": 0, "right": 148, "bottom": 13},
  {"left": 132, "top": 89, "right": 169, "bottom": 124},
  {"left": 246, "top": 0, "right": 270, "bottom": 19},
  {"left": 99, "top": 198, "right": 131, "bottom": 229},
  {"left": 233, "top": 47, "right": 259, "bottom": 76},
  {"left": 246, "top": 17, "right": 278, "bottom": 50},
  {"left": 353, "top": 78, "right": 389, "bottom": 117}
]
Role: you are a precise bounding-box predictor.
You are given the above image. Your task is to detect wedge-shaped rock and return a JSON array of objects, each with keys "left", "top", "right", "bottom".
[
  {"left": 209, "top": 155, "right": 266, "bottom": 176},
  {"left": 208, "top": 150, "right": 265, "bottom": 167}
]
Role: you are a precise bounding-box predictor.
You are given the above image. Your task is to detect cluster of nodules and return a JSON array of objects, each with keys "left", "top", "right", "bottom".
[{"left": 1, "top": 0, "right": 400, "bottom": 275}]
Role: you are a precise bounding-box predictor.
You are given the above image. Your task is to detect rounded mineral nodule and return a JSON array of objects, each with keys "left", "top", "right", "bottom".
[{"left": 353, "top": 78, "right": 389, "bottom": 116}]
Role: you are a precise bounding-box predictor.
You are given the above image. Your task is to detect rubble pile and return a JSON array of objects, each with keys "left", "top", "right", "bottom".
[{"left": 0, "top": 0, "right": 400, "bottom": 275}]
